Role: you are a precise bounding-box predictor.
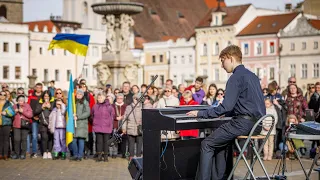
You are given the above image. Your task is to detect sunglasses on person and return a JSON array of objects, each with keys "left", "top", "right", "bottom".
[
  {"left": 289, "top": 81, "right": 296, "bottom": 83},
  {"left": 56, "top": 92, "right": 62, "bottom": 95},
  {"left": 217, "top": 93, "right": 224, "bottom": 95},
  {"left": 2, "top": 86, "right": 8, "bottom": 89},
  {"left": 0, "top": 93, "right": 6, "bottom": 96},
  {"left": 164, "top": 90, "right": 171, "bottom": 93}
]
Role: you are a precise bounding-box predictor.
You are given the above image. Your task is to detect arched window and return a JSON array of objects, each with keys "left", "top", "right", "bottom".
[
  {"left": 0, "top": 5, "right": 7, "bottom": 19},
  {"left": 203, "top": 43, "right": 207, "bottom": 56}
]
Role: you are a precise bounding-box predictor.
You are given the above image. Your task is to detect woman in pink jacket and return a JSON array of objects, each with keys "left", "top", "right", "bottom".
[{"left": 12, "top": 95, "right": 33, "bottom": 160}]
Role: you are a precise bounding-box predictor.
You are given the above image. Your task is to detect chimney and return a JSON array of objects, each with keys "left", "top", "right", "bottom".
[{"left": 285, "top": 3, "right": 292, "bottom": 12}]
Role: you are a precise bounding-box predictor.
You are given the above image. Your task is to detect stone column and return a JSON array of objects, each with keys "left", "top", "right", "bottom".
[{"left": 27, "top": 75, "right": 37, "bottom": 89}]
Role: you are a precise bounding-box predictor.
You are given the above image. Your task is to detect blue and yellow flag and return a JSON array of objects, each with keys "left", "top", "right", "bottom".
[
  {"left": 48, "top": 34, "right": 90, "bottom": 56},
  {"left": 66, "top": 74, "right": 76, "bottom": 146}
]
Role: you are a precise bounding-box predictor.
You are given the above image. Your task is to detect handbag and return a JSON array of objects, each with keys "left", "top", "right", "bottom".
[
  {"left": 19, "top": 113, "right": 30, "bottom": 129},
  {"left": 41, "top": 112, "right": 49, "bottom": 126},
  {"left": 132, "top": 106, "right": 142, "bottom": 136}
]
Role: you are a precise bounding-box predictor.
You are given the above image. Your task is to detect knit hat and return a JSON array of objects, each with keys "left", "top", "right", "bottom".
[{"left": 76, "top": 89, "right": 85, "bottom": 95}]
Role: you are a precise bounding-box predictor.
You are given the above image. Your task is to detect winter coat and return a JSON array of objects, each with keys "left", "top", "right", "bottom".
[
  {"left": 122, "top": 103, "right": 142, "bottom": 136},
  {"left": 309, "top": 92, "right": 320, "bottom": 122},
  {"left": 157, "top": 95, "right": 179, "bottom": 108},
  {"left": 0, "top": 100, "right": 15, "bottom": 126},
  {"left": 112, "top": 103, "right": 127, "bottom": 129},
  {"left": 261, "top": 105, "right": 278, "bottom": 136},
  {"left": 286, "top": 93, "right": 308, "bottom": 121},
  {"left": 91, "top": 100, "right": 115, "bottom": 134},
  {"left": 34, "top": 98, "right": 55, "bottom": 132},
  {"left": 13, "top": 103, "right": 33, "bottom": 129},
  {"left": 48, "top": 103, "right": 66, "bottom": 134},
  {"left": 179, "top": 100, "right": 199, "bottom": 137},
  {"left": 74, "top": 99, "right": 90, "bottom": 139}
]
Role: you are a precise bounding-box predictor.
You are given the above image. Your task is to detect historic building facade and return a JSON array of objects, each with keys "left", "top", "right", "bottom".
[
  {"left": 0, "top": 0, "right": 23, "bottom": 23},
  {"left": 279, "top": 15, "right": 320, "bottom": 91},
  {"left": 195, "top": 4, "right": 282, "bottom": 88},
  {"left": 0, "top": 21, "right": 29, "bottom": 89}
]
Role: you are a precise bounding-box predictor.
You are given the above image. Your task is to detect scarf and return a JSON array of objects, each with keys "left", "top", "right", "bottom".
[{"left": 115, "top": 102, "right": 124, "bottom": 117}]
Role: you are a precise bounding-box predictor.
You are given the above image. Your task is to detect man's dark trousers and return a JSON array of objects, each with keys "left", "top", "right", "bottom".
[{"left": 198, "top": 118, "right": 262, "bottom": 180}]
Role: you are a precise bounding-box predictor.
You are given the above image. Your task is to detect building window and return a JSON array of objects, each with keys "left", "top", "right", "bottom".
[
  {"left": 244, "top": 43, "right": 249, "bottom": 55},
  {"left": 215, "top": 16, "right": 218, "bottom": 25},
  {"left": 189, "top": 55, "right": 192, "bottom": 64},
  {"left": 203, "top": 43, "right": 207, "bottom": 56},
  {"left": 64, "top": 50, "right": 67, "bottom": 56},
  {"left": 3, "top": 42, "right": 8, "bottom": 52},
  {"left": 269, "top": 42, "right": 275, "bottom": 54},
  {"left": 67, "top": 70, "right": 71, "bottom": 81},
  {"left": 228, "top": 41, "right": 232, "bottom": 46},
  {"left": 32, "top": 69, "right": 37, "bottom": 76},
  {"left": 313, "top": 63, "right": 319, "bottom": 78},
  {"left": 92, "top": 46, "right": 99, "bottom": 56},
  {"left": 159, "top": 55, "right": 163, "bottom": 63},
  {"left": 152, "top": 55, "right": 156, "bottom": 63},
  {"left": 15, "top": 66, "right": 21, "bottom": 79},
  {"left": 302, "top": 42, "right": 306, "bottom": 50},
  {"left": 51, "top": 49, "right": 55, "bottom": 56},
  {"left": 92, "top": 66, "right": 97, "bottom": 80},
  {"left": 269, "top": 67, "right": 275, "bottom": 80},
  {"left": 215, "top": 68, "right": 219, "bottom": 81},
  {"left": 256, "top": 42, "right": 262, "bottom": 55},
  {"left": 301, "top": 64, "right": 307, "bottom": 79},
  {"left": 39, "top": 47, "right": 43, "bottom": 55},
  {"left": 173, "top": 56, "right": 177, "bottom": 64},
  {"left": 44, "top": 69, "right": 48, "bottom": 81},
  {"left": 82, "top": 65, "right": 88, "bottom": 78},
  {"left": 214, "top": 42, "right": 219, "bottom": 55},
  {"left": 160, "top": 75, "right": 164, "bottom": 86},
  {"left": 203, "top": 69, "right": 207, "bottom": 76},
  {"left": 256, "top": 68, "right": 263, "bottom": 79},
  {"left": 290, "top": 64, "right": 296, "bottom": 78},
  {"left": 0, "top": 5, "right": 7, "bottom": 19},
  {"left": 15, "top": 43, "right": 21, "bottom": 53},
  {"left": 3, "top": 66, "right": 9, "bottom": 79},
  {"left": 291, "top": 43, "right": 295, "bottom": 51},
  {"left": 83, "top": 1, "right": 88, "bottom": 15},
  {"left": 314, "top": 41, "right": 318, "bottom": 49},
  {"left": 55, "top": 70, "right": 60, "bottom": 81},
  {"left": 150, "top": 75, "right": 155, "bottom": 83},
  {"left": 181, "top": 56, "right": 185, "bottom": 64}
]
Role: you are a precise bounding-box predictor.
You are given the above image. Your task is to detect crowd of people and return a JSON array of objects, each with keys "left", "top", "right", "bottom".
[{"left": 0, "top": 73, "right": 319, "bottom": 162}]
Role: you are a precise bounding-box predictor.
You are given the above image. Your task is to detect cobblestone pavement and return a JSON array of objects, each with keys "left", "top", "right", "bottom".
[{"left": 0, "top": 155, "right": 319, "bottom": 180}]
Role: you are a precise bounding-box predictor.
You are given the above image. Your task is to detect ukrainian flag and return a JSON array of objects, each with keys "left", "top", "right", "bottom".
[
  {"left": 48, "top": 34, "right": 90, "bottom": 56},
  {"left": 66, "top": 74, "right": 76, "bottom": 146}
]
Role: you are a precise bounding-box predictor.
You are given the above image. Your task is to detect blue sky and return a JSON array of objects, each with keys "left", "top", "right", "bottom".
[{"left": 23, "top": 0, "right": 302, "bottom": 22}]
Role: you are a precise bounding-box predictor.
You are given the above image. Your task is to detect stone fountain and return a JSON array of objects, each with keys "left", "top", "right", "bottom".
[{"left": 92, "top": 0, "right": 144, "bottom": 88}]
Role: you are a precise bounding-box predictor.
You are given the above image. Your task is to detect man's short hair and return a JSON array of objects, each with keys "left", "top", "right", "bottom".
[
  {"left": 166, "top": 79, "right": 173, "bottom": 84},
  {"left": 219, "top": 45, "right": 242, "bottom": 62},
  {"left": 35, "top": 83, "right": 43, "bottom": 87},
  {"left": 123, "top": 81, "right": 130, "bottom": 86},
  {"left": 50, "top": 80, "right": 55, "bottom": 84},
  {"left": 141, "top": 84, "right": 147, "bottom": 88},
  {"left": 195, "top": 77, "right": 203, "bottom": 83}
]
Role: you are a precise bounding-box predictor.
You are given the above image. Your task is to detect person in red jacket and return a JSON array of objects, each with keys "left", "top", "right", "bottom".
[{"left": 180, "top": 90, "right": 199, "bottom": 140}]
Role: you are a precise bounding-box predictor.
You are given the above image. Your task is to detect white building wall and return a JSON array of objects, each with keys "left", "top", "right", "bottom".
[{"left": 0, "top": 22, "right": 29, "bottom": 89}]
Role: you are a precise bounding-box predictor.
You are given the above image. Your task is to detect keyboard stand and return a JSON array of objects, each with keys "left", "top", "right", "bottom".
[{"left": 287, "top": 133, "right": 320, "bottom": 180}]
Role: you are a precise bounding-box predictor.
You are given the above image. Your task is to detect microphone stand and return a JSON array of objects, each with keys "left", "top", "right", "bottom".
[{"left": 108, "top": 75, "right": 158, "bottom": 145}]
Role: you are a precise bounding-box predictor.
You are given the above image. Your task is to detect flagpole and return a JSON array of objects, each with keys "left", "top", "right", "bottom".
[{"left": 80, "top": 55, "right": 87, "bottom": 76}]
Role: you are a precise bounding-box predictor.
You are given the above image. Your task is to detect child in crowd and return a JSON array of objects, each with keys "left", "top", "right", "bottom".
[
  {"left": 179, "top": 90, "right": 199, "bottom": 140},
  {"left": 49, "top": 99, "right": 67, "bottom": 160},
  {"left": 286, "top": 114, "right": 305, "bottom": 160},
  {"left": 261, "top": 98, "right": 278, "bottom": 161}
]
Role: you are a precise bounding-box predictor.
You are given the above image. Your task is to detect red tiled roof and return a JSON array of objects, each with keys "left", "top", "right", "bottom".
[
  {"left": 161, "top": 36, "right": 179, "bottom": 42},
  {"left": 237, "top": 12, "right": 299, "bottom": 36},
  {"left": 308, "top": 19, "right": 320, "bottom": 30},
  {"left": 131, "top": 0, "right": 222, "bottom": 47},
  {"left": 25, "top": 20, "right": 81, "bottom": 33},
  {"left": 204, "top": 0, "right": 226, "bottom": 8},
  {"left": 134, "top": 37, "right": 147, "bottom": 49},
  {"left": 197, "top": 4, "right": 251, "bottom": 28}
]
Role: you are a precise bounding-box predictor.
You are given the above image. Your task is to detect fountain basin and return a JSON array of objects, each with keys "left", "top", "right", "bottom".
[{"left": 92, "top": 2, "right": 144, "bottom": 15}]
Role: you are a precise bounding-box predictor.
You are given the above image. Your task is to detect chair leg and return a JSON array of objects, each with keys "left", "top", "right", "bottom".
[
  {"left": 236, "top": 139, "right": 257, "bottom": 180},
  {"left": 227, "top": 139, "right": 256, "bottom": 180},
  {"left": 252, "top": 143, "right": 271, "bottom": 180}
]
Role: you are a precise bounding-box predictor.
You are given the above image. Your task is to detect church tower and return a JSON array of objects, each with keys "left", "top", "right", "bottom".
[{"left": 0, "top": 0, "right": 23, "bottom": 23}]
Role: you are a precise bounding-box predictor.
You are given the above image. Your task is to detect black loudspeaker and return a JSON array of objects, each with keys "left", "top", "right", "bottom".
[{"left": 128, "top": 157, "right": 143, "bottom": 180}]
